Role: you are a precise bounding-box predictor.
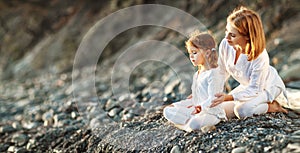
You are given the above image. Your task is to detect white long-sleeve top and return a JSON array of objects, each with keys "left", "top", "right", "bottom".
[
  {"left": 218, "top": 38, "right": 287, "bottom": 102},
  {"left": 191, "top": 68, "right": 225, "bottom": 108}
]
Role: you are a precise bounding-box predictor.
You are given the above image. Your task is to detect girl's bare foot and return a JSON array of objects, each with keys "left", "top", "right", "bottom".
[{"left": 267, "top": 100, "right": 288, "bottom": 114}]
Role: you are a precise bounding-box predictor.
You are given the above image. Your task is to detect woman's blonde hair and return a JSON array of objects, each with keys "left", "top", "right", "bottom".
[
  {"left": 227, "top": 6, "right": 266, "bottom": 61},
  {"left": 185, "top": 31, "right": 218, "bottom": 68}
]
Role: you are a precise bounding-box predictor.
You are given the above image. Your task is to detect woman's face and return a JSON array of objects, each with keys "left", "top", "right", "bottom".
[
  {"left": 187, "top": 45, "right": 205, "bottom": 66},
  {"left": 225, "top": 23, "right": 249, "bottom": 52}
]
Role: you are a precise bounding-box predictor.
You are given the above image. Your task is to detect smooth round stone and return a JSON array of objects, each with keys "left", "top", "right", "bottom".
[
  {"left": 0, "top": 125, "right": 16, "bottom": 133},
  {"left": 231, "top": 147, "right": 246, "bottom": 153},
  {"left": 121, "top": 113, "right": 134, "bottom": 121},
  {"left": 290, "top": 135, "right": 300, "bottom": 143},
  {"left": 170, "top": 145, "right": 181, "bottom": 153},
  {"left": 0, "top": 144, "right": 9, "bottom": 152},
  {"left": 12, "top": 122, "right": 22, "bottom": 130},
  {"left": 12, "top": 134, "right": 29, "bottom": 146}
]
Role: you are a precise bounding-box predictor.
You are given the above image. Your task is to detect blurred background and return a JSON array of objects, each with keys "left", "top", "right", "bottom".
[{"left": 0, "top": 0, "right": 299, "bottom": 84}]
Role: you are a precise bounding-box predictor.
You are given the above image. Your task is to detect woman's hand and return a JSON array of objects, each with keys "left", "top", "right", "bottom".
[{"left": 210, "top": 93, "right": 233, "bottom": 107}]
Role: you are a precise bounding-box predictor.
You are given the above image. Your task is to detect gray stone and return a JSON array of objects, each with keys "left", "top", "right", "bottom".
[
  {"left": 0, "top": 125, "right": 16, "bottom": 133},
  {"left": 286, "top": 143, "right": 300, "bottom": 152},
  {"left": 71, "top": 111, "right": 79, "bottom": 119},
  {"left": 42, "top": 110, "right": 54, "bottom": 126},
  {"left": 280, "top": 64, "right": 300, "bottom": 84},
  {"left": 54, "top": 113, "right": 69, "bottom": 125},
  {"left": 22, "top": 121, "right": 39, "bottom": 129},
  {"left": 0, "top": 143, "right": 9, "bottom": 152},
  {"left": 12, "top": 134, "right": 29, "bottom": 146},
  {"left": 201, "top": 125, "right": 216, "bottom": 133},
  {"left": 7, "top": 146, "right": 16, "bottom": 152},
  {"left": 26, "top": 139, "right": 36, "bottom": 150},
  {"left": 232, "top": 147, "right": 246, "bottom": 153},
  {"left": 121, "top": 112, "right": 134, "bottom": 121},
  {"left": 104, "top": 99, "right": 119, "bottom": 111},
  {"left": 290, "top": 135, "right": 300, "bottom": 143},
  {"left": 12, "top": 121, "right": 22, "bottom": 130},
  {"left": 170, "top": 145, "right": 181, "bottom": 153},
  {"left": 164, "top": 79, "right": 180, "bottom": 95},
  {"left": 108, "top": 107, "right": 122, "bottom": 117},
  {"left": 293, "top": 130, "right": 300, "bottom": 135}
]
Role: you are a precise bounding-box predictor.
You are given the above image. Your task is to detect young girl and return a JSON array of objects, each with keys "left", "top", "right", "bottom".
[{"left": 163, "top": 31, "right": 233, "bottom": 132}]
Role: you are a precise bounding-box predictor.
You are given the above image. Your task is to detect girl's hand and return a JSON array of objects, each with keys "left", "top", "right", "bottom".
[
  {"left": 210, "top": 93, "right": 233, "bottom": 107},
  {"left": 191, "top": 105, "right": 201, "bottom": 115},
  {"left": 187, "top": 94, "right": 192, "bottom": 99}
]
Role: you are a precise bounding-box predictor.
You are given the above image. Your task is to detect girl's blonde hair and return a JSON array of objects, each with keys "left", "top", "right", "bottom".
[
  {"left": 185, "top": 31, "right": 218, "bottom": 68},
  {"left": 227, "top": 6, "right": 266, "bottom": 61}
]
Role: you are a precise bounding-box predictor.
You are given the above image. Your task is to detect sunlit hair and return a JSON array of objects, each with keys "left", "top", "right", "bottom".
[
  {"left": 185, "top": 30, "right": 218, "bottom": 68},
  {"left": 227, "top": 6, "right": 266, "bottom": 61}
]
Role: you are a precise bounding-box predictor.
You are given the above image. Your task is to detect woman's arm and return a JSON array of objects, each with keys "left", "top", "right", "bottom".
[
  {"left": 187, "top": 94, "right": 192, "bottom": 99},
  {"left": 210, "top": 93, "right": 233, "bottom": 107}
]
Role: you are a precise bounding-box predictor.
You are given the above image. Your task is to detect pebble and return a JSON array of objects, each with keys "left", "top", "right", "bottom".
[
  {"left": 164, "top": 79, "right": 180, "bottom": 95},
  {"left": 108, "top": 107, "right": 122, "bottom": 117},
  {"left": 71, "top": 111, "right": 79, "bottom": 119},
  {"left": 122, "top": 112, "right": 134, "bottom": 121},
  {"left": 26, "top": 139, "right": 36, "bottom": 150},
  {"left": 286, "top": 143, "right": 300, "bottom": 152},
  {"left": 22, "top": 121, "right": 38, "bottom": 129},
  {"left": 170, "top": 145, "right": 181, "bottom": 153},
  {"left": 289, "top": 135, "right": 300, "bottom": 143},
  {"left": 293, "top": 130, "right": 300, "bottom": 135},
  {"left": 201, "top": 125, "right": 216, "bottom": 133},
  {"left": 53, "top": 113, "right": 68, "bottom": 125},
  {"left": 42, "top": 110, "right": 54, "bottom": 126},
  {"left": 264, "top": 146, "right": 272, "bottom": 152},
  {"left": 0, "top": 125, "right": 16, "bottom": 133},
  {"left": 231, "top": 147, "right": 246, "bottom": 153},
  {"left": 104, "top": 99, "right": 119, "bottom": 111},
  {"left": 12, "top": 133, "right": 29, "bottom": 146},
  {"left": 7, "top": 146, "right": 16, "bottom": 152},
  {"left": 0, "top": 144, "right": 9, "bottom": 152},
  {"left": 12, "top": 121, "right": 22, "bottom": 130}
]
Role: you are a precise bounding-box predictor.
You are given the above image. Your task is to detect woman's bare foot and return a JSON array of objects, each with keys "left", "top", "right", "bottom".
[{"left": 267, "top": 100, "right": 288, "bottom": 114}]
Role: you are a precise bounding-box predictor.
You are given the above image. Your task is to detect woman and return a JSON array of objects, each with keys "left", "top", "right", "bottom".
[{"left": 210, "top": 6, "right": 288, "bottom": 118}]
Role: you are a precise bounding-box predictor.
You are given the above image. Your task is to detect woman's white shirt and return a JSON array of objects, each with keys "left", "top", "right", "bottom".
[{"left": 218, "top": 38, "right": 287, "bottom": 102}]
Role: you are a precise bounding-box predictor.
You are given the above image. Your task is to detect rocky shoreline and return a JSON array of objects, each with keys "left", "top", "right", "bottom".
[
  {"left": 92, "top": 112, "right": 300, "bottom": 153},
  {"left": 0, "top": 67, "right": 299, "bottom": 153}
]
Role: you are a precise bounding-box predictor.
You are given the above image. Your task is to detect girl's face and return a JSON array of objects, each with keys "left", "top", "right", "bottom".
[
  {"left": 225, "top": 23, "right": 249, "bottom": 52},
  {"left": 187, "top": 45, "right": 205, "bottom": 66}
]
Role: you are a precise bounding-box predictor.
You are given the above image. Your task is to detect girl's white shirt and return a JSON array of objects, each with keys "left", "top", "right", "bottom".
[
  {"left": 218, "top": 38, "right": 288, "bottom": 103},
  {"left": 191, "top": 67, "right": 225, "bottom": 108}
]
